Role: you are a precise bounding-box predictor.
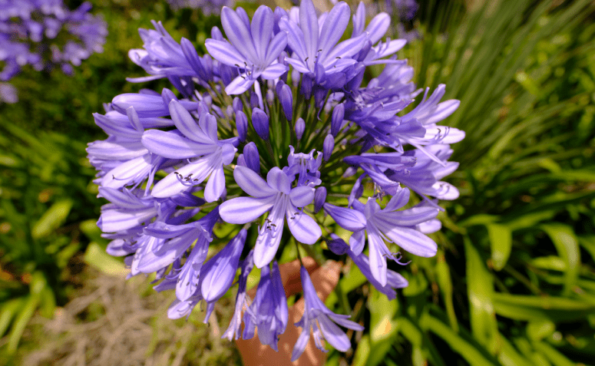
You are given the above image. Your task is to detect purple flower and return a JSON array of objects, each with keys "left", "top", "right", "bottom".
[
  {"left": 243, "top": 261, "right": 288, "bottom": 351},
  {"left": 88, "top": 0, "right": 465, "bottom": 359},
  {"left": 323, "top": 134, "right": 334, "bottom": 161},
  {"left": 142, "top": 99, "right": 238, "bottom": 201},
  {"left": 279, "top": 0, "right": 367, "bottom": 88},
  {"left": 205, "top": 5, "right": 288, "bottom": 95},
  {"left": 327, "top": 235, "right": 408, "bottom": 300},
  {"left": 252, "top": 107, "right": 270, "bottom": 140},
  {"left": 295, "top": 117, "right": 305, "bottom": 140},
  {"left": 220, "top": 166, "right": 321, "bottom": 268},
  {"left": 201, "top": 229, "right": 247, "bottom": 302},
  {"left": 291, "top": 266, "right": 364, "bottom": 361},
  {"left": 0, "top": 0, "right": 106, "bottom": 81},
  {"left": 222, "top": 250, "right": 254, "bottom": 341},
  {"left": 325, "top": 187, "right": 438, "bottom": 286}
]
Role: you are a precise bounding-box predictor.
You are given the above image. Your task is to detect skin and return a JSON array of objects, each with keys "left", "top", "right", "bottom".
[{"left": 236, "top": 257, "right": 342, "bottom": 366}]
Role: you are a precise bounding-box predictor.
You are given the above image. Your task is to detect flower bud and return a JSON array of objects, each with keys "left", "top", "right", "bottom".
[
  {"left": 279, "top": 84, "right": 293, "bottom": 121},
  {"left": 236, "top": 154, "right": 247, "bottom": 167},
  {"left": 295, "top": 118, "right": 305, "bottom": 140},
  {"left": 314, "top": 187, "right": 327, "bottom": 213},
  {"left": 243, "top": 142, "right": 261, "bottom": 174},
  {"left": 327, "top": 234, "right": 349, "bottom": 255},
  {"left": 331, "top": 103, "right": 345, "bottom": 137},
  {"left": 233, "top": 97, "right": 243, "bottom": 112},
  {"left": 236, "top": 110, "right": 247, "bottom": 142},
  {"left": 323, "top": 134, "right": 334, "bottom": 161},
  {"left": 161, "top": 88, "right": 177, "bottom": 106},
  {"left": 301, "top": 74, "right": 313, "bottom": 100},
  {"left": 201, "top": 230, "right": 247, "bottom": 303},
  {"left": 266, "top": 89, "right": 275, "bottom": 105},
  {"left": 250, "top": 91, "right": 259, "bottom": 109},
  {"left": 252, "top": 108, "right": 269, "bottom": 140}
]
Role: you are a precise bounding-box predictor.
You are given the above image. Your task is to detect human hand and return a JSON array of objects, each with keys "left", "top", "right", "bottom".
[{"left": 236, "top": 257, "right": 342, "bottom": 366}]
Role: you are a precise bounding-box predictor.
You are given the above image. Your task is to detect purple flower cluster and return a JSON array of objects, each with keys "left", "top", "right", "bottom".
[
  {"left": 88, "top": 0, "right": 463, "bottom": 360},
  {"left": 0, "top": 0, "right": 106, "bottom": 84}
]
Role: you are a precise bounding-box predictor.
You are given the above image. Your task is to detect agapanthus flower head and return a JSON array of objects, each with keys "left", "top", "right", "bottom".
[
  {"left": 0, "top": 0, "right": 106, "bottom": 85},
  {"left": 89, "top": 0, "right": 463, "bottom": 360}
]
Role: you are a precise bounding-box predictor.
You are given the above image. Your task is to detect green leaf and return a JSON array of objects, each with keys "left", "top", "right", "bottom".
[
  {"left": 465, "top": 237, "right": 499, "bottom": 353},
  {"left": 486, "top": 224, "right": 513, "bottom": 271},
  {"left": 420, "top": 314, "right": 499, "bottom": 366},
  {"left": 31, "top": 199, "right": 73, "bottom": 239},
  {"left": 498, "top": 336, "right": 533, "bottom": 366},
  {"left": 436, "top": 253, "right": 458, "bottom": 332},
  {"left": 0, "top": 298, "right": 23, "bottom": 337},
  {"left": 540, "top": 224, "right": 580, "bottom": 296},
  {"left": 351, "top": 335, "right": 370, "bottom": 366},
  {"left": 83, "top": 242, "right": 128, "bottom": 277},
  {"left": 532, "top": 341, "right": 575, "bottom": 366},
  {"left": 527, "top": 320, "right": 555, "bottom": 341},
  {"left": 7, "top": 293, "right": 41, "bottom": 353},
  {"left": 367, "top": 288, "right": 400, "bottom": 366},
  {"left": 492, "top": 294, "right": 595, "bottom": 321}
]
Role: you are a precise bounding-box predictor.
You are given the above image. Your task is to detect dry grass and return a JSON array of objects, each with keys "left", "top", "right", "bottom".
[{"left": 20, "top": 269, "right": 241, "bottom": 366}]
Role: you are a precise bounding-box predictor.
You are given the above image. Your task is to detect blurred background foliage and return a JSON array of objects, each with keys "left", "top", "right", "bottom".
[{"left": 0, "top": 0, "right": 594, "bottom": 365}]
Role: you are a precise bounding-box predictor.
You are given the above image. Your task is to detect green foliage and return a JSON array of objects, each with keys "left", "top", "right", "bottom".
[
  {"left": 0, "top": 0, "right": 226, "bottom": 358},
  {"left": 336, "top": 0, "right": 595, "bottom": 365}
]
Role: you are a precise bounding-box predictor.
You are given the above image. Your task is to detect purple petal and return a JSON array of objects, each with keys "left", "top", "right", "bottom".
[
  {"left": 251, "top": 6, "right": 274, "bottom": 61},
  {"left": 318, "top": 2, "right": 350, "bottom": 61},
  {"left": 349, "top": 229, "right": 365, "bottom": 255},
  {"left": 169, "top": 100, "right": 216, "bottom": 145},
  {"left": 98, "top": 206, "right": 157, "bottom": 233},
  {"left": 201, "top": 230, "right": 247, "bottom": 302},
  {"left": 265, "top": 32, "right": 288, "bottom": 65},
  {"left": 204, "top": 166, "right": 226, "bottom": 202},
  {"left": 323, "top": 203, "right": 367, "bottom": 232},
  {"left": 366, "top": 13, "right": 390, "bottom": 44},
  {"left": 266, "top": 167, "right": 291, "bottom": 194},
  {"left": 225, "top": 76, "right": 255, "bottom": 95},
  {"left": 300, "top": 0, "right": 319, "bottom": 63},
  {"left": 205, "top": 39, "right": 245, "bottom": 67},
  {"left": 380, "top": 225, "right": 437, "bottom": 257},
  {"left": 286, "top": 206, "right": 321, "bottom": 245},
  {"left": 142, "top": 130, "right": 214, "bottom": 159},
  {"left": 233, "top": 165, "right": 276, "bottom": 198},
  {"left": 384, "top": 187, "right": 411, "bottom": 212},
  {"left": 102, "top": 155, "right": 154, "bottom": 189},
  {"left": 367, "top": 225, "right": 388, "bottom": 286},
  {"left": 98, "top": 187, "right": 146, "bottom": 210},
  {"left": 291, "top": 327, "right": 311, "bottom": 362},
  {"left": 261, "top": 63, "right": 289, "bottom": 80},
  {"left": 221, "top": 7, "right": 257, "bottom": 63},
  {"left": 317, "top": 315, "right": 351, "bottom": 352},
  {"left": 151, "top": 157, "right": 215, "bottom": 198},
  {"left": 220, "top": 196, "right": 275, "bottom": 224},
  {"left": 279, "top": 18, "right": 307, "bottom": 62},
  {"left": 352, "top": 2, "right": 365, "bottom": 38},
  {"left": 289, "top": 186, "right": 314, "bottom": 207}
]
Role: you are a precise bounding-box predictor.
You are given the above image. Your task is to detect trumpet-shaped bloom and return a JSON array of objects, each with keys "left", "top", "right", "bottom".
[
  {"left": 291, "top": 266, "right": 364, "bottom": 361},
  {"left": 205, "top": 5, "right": 288, "bottom": 94},
  {"left": 142, "top": 99, "right": 237, "bottom": 201},
  {"left": 222, "top": 250, "right": 254, "bottom": 341},
  {"left": 220, "top": 166, "right": 321, "bottom": 268},
  {"left": 243, "top": 261, "right": 288, "bottom": 351},
  {"left": 325, "top": 187, "right": 438, "bottom": 286}
]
